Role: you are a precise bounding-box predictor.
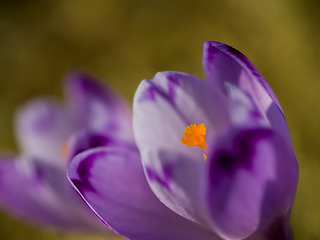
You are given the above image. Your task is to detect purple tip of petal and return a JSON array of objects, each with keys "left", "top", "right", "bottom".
[
  {"left": 165, "top": 72, "right": 182, "bottom": 101},
  {"left": 64, "top": 70, "right": 124, "bottom": 115},
  {"left": 203, "top": 42, "right": 217, "bottom": 63},
  {"left": 137, "top": 84, "right": 158, "bottom": 102},
  {"left": 202, "top": 41, "right": 242, "bottom": 90},
  {"left": 203, "top": 41, "right": 283, "bottom": 113},
  {"left": 65, "top": 71, "right": 111, "bottom": 100},
  {"left": 205, "top": 41, "right": 255, "bottom": 72},
  {"left": 64, "top": 70, "right": 134, "bottom": 142},
  {"left": 137, "top": 72, "right": 186, "bottom": 104},
  {"left": 136, "top": 79, "right": 172, "bottom": 103},
  {"left": 203, "top": 41, "right": 260, "bottom": 81}
]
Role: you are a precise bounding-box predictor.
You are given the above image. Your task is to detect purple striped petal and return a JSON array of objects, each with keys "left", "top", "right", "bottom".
[
  {"left": 149, "top": 71, "right": 230, "bottom": 133},
  {"left": 226, "top": 83, "right": 268, "bottom": 127},
  {"left": 203, "top": 127, "right": 298, "bottom": 240},
  {"left": 67, "top": 147, "right": 221, "bottom": 240},
  {"left": 15, "top": 99, "right": 73, "bottom": 168},
  {"left": 133, "top": 72, "right": 229, "bottom": 160},
  {"left": 202, "top": 41, "right": 282, "bottom": 114},
  {"left": 134, "top": 79, "right": 200, "bottom": 159},
  {"left": 65, "top": 72, "right": 134, "bottom": 142},
  {"left": 202, "top": 41, "right": 292, "bottom": 146},
  {"left": 0, "top": 155, "right": 102, "bottom": 230},
  {"left": 141, "top": 147, "right": 209, "bottom": 227}
]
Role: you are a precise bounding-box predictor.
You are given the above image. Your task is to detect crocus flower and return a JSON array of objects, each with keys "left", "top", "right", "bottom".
[
  {"left": 0, "top": 72, "right": 132, "bottom": 232},
  {"left": 67, "top": 41, "right": 298, "bottom": 240}
]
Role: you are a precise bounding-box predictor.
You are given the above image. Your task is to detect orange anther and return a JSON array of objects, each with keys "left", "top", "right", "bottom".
[{"left": 181, "top": 123, "right": 208, "bottom": 160}]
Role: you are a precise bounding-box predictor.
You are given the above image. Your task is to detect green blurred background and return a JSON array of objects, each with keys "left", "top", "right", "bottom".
[{"left": 0, "top": 0, "right": 319, "bottom": 239}]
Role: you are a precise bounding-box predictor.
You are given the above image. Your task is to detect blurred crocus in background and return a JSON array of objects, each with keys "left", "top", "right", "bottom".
[
  {"left": 68, "top": 41, "right": 298, "bottom": 240},
  {"left": 0, "top": 72, "right": 133, "bottom": 233}
]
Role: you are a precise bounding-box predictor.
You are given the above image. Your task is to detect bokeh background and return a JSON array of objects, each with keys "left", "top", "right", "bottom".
[{"left": 0, "top": 0, "right": 319, "bottom": 239}]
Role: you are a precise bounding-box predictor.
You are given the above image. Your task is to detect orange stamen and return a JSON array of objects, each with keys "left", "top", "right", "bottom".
[{"left": 180, "top": 123, "right": 208, "bottom": 160}]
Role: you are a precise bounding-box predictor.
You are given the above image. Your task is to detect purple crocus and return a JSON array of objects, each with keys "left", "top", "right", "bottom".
[
  {"left": 67, "top": 41, "right": 298, "bottom": 240},
  {"left": 0, "top": 72, "right": 132, "bottom": 232}
]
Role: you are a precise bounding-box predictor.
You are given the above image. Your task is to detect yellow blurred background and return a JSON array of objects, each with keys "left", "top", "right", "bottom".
[{"left": 0, "top": 0, "right": 319, "bottom": 239}]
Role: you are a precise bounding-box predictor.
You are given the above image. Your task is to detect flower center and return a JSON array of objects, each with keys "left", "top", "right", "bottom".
[{"left": 180, "top": 123, "right": 208, "bottom": 160}]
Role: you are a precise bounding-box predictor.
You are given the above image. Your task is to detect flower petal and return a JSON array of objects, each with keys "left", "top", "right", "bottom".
[
  {"left": 65, "top": 71, "right": 134, "bottom": 142},
  {"left": 15, "top": 98, "right": 72, "bottom": 168},
  {"left": 67, "top": 147, "right": 221, "bottom": 240},
  {"left": 0, "top": 155, "right": 96, "bottom": 230},
  {"left": 140, "top": 147, "right": 209, "bottom": 227},
  {"left": 133, "top": 79, "right": 200, "bottom": 159},
  {"left": 133, "top": 72, "right": 229, "bottom": 160},
  {"left": 203, "top": 127, "right": 298, "bottom": 240},
  {"left": 202, "top": 41, "right": 282, "bottom": 114},
  {"left": 150, "top": 71, "right": 230, "bottom": 134},
  {"left": 202, "top": 41, "right": 293, "bottom": 145},
  {"left": 226, "top": 83, "right": 268, "bottom": 128}
]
